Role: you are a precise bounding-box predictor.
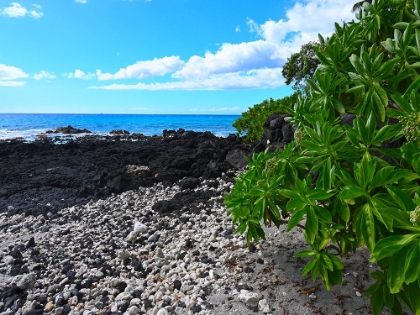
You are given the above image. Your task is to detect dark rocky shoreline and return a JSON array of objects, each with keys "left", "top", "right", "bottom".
[{"left": 0, "top": 129, "right": 252, "bottom": 217}]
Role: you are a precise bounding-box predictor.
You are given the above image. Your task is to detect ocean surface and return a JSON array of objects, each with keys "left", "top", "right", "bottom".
[{"left": 0, "top": 114, "right": 241, "bottom": 140}]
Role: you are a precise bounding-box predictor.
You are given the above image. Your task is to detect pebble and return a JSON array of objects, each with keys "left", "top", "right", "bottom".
[
  {"left": 0, "top": 171, "right": 368, "bottom": 315},
  {"left": 238, "top": 290, "right": 261, "bottom": 307},
  {"left": 258, "top": 299, "right": 270, "bottom": 313}
]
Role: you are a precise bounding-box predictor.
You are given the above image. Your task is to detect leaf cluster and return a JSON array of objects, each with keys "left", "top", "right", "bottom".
[
  {"left": 225, "top": 1, "right": 420, "bottom": 314},
  {"left": 232, "top": 93, "right": 298, "bottom": 142}
]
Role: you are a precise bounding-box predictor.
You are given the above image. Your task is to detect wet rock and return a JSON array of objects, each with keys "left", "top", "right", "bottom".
[{"left": 48, "top": 125, "right": 92, "bottom": 134}]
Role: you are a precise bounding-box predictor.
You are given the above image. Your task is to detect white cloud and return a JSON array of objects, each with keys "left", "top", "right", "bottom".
[
  {"left": 1, "top": 2, "right": 26, "bottom": 17},
  {"left": 172, "top": 41, "right": 281, "bottom": 80},
  {"left": 29, "top": 10, "right": 43, "bottom": 18},
  {"left": 1, "top": 2, "right": 43, "bottom": 18},
  {"left": 65, "top": 70, "right": 95, "bottom": 80},
  {"left": 34, "top": 70, "right": 56, "bottom": 80},
  {"left": 89, "top": 68, "right": 285, "bottom": 91},
  {"left": 0, "top": 63, "right": 29, "bottom": 80},
  {"left": 235, "top": 26, "right": 241, "bottom": 32},
  {"left": 0, "top": 63, "right": 29, "bottom": 87},
  {"left": 96, "top": 70, "right": 114, "bottom": 81},
  {"left": 96, "top": 56, "right": 184, "bottom": 81},
  {"left": 75, "top": 0, "right": 87, "bottom": 3},
  {"left": 249, "top": 0, "right": 354, "bottom": 45},
  {"left": 88, "top": 0, "right": 356, "bottom": 91}
]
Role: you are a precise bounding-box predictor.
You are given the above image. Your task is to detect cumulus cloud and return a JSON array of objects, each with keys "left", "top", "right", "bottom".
[
  {"left": 89, "top": 0, "right": 356, "bottom": 91},
  {"left": 1, "top": 2, "right": 43, "bottom": 18},
  {"left": 65, "top": 70, "right": 95, "bottom": 80},
  {"left": 172, "top": 41, "right": 281, "bottom": 80},
  {"left": 97, "top": 56, "right": 184, "bottom": 81},
  {"left": 89, "top": 68, "right": 285, "bottom": 91},
  {"left": 0, "top": 63, "right": 29, "bottom": 87},
  {"left": 34, "top": 70, "right": 56, "bottom": 80}
]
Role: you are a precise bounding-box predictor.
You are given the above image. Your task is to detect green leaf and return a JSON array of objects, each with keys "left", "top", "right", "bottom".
[
  {"left": 314, "top": 206, "right": 332, "bottom": 223},
  {"left": 301, "top": 258, "right": 317, "bottom": 277},
  {"left": 383, "top": 287, "right": 395, "bottom": 310},
  {"left": 393, "top": 22, "right": 409, "bottom": 29},
  {"left": 307, "top": 189, "right": 336, "bottom": 200},
  {"left": 372, "top": 235, "right": 420, "bottom": 262},
  {"left": 235, "top": 222, "right": 247, "bottom": 234},
  {"left": 406, "top": 281, "right": 420, "bottom": 314},
  {"left": 316, "top": 158, "right": 332, "bottom": 191},
  {"left": 340, "top": 187, "right": 366, "bottom": 199},
  {"left": 305, "top": 207, "right": 318, "bottom": 244},
  {"left": 286, "top": 198, "right": 307, "bottom": 211},
  {"left": 404, "top": 242, "right": 420, "bottom": 284},
  {"left": 335, "top": 198, "right": 350, "bottom": 223},
  {"left": 311, "top": 259, "right": 321, "bottom": 282},
  {"left": 287, "top": 207, "right": 307, "bottom": 231},
  {"left": 347, "top": 84, "right": 365, "bottom": 94},
  {"left": 328, "top": 268, "right": 342, "bottom": 286},
  {"left": 370, "top": 166, "right": 396, "bottom": 189},
  {"left": 389, "top": 91, "right": 413, "bottom": 112},
  {"left": 320, "top": 253, "right": 333, "bottom": 271},
  {"left": 301, "top": 140, "right": 322, "bottom": 151},
  {"left": 372, "top": 124, "right": 403, "bottom": 146},
  {"left": 279, "top": 189, "right": 301, "bottom": 199},
  {"left": 335, "top": 169, "right": 360, "bottom": 188},
  {"left": 388, "top": 248, "right": 409, "bottom": 293},
  {"left": 364, "top": 282, "right": 383, "bottom": 296},
  {"left": 293, "top": 249, "right": 316, "bottom": 258},
  {"left": 362, "top": 205, "right": 376, "bottom": 252},
  {"left": 371, "top": 290, "right": 385, "bottom": 315},
  {"left": 386, "top": 186, "right": 416, "bottom": 212},
  {"left": 328, "top": 253, "right": 344, "bottom": 270},
  {"left": 355, "top": 158, "right": 376, "bottom": 189}
]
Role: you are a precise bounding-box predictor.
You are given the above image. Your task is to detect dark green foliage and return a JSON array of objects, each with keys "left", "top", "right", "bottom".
[
  {"left": 226, "top": 0, "right": 420, "bottom": 314},
  {"left": 232, "top": 93, "right": 298, "bottom": 142},
  {"left": 282, "top": 42, "right": 319, "bottom": 94}
]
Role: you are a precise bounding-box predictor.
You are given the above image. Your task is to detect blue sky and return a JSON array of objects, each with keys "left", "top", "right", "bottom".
[{"left": 0, "top": 0, "right": 354, "bottom": 114}]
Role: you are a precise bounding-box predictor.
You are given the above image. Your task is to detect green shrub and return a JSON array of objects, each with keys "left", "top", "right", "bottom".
[
  {"left": 225, "top": 0, "right": 420, "bottom": 314},
  {"left": 232, "top": 93, "right": 298, "bottom": 142}
]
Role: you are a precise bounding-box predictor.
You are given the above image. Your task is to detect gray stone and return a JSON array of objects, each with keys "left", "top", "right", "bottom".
[
  {"left": 22, "top": 300, "right": 37, "bottom": 315},
  {"left": 258, "top": 299, "right": 270, "bottom": 313},
  {"left": 156, "top": 308, "right": 169, "bottom": 315},
  {"left": 238, "top": 290, "right": 261, "bottom": 307},
  {"left": 11, "top": 273, "right": 36, "bottom": 290},
  {"left": 116, "top": 291, "right": 132, "bottom": 301},
  {"left": 128, "top": 305, "right": 141, "bottom": 315},
  {"left": 133, "top": 222, "right": 147, "bottom": 233}
]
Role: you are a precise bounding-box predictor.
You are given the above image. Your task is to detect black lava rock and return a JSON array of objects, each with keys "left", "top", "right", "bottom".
[
  {"left": 173, "top": 280, "right": 182, "bottom": 291},
  {"left": 26, "top": 237, "right": 36, "bottom": 249}
]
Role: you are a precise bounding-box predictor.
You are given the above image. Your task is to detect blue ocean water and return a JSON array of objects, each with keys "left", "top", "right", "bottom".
[{"left": 0, "top": 114, "right": 241, "bottom": 140}]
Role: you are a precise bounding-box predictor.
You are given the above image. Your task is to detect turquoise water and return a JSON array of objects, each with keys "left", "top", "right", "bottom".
[{"left": 0, "top": 114, "right": 240, "bottom": 140}]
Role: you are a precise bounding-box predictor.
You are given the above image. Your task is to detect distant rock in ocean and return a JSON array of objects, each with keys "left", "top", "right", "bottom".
[{"left": 46, "top": 125, "right": 92, "bottom": 134}]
